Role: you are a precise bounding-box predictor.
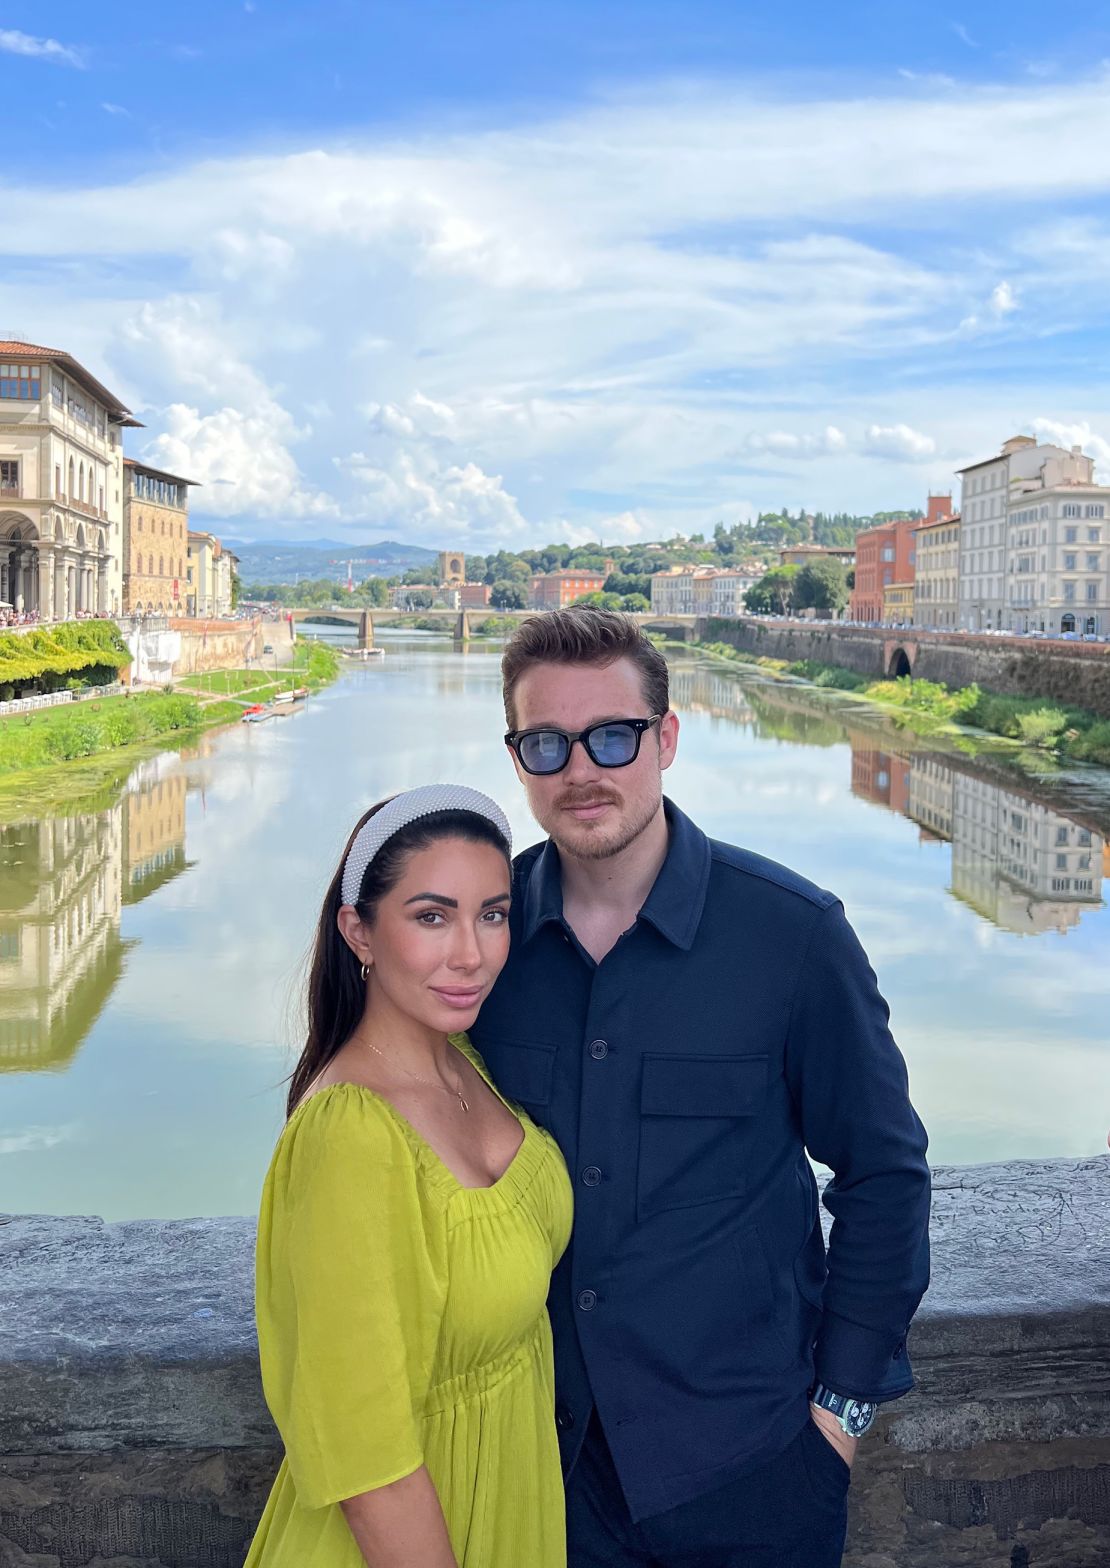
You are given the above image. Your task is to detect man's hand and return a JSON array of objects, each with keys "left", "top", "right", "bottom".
[{"left": 809, "top": 1402, "right": 859, "bottom": 1469}]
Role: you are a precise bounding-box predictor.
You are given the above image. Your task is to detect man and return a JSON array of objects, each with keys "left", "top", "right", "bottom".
[{"left": 471, "top": 607, "right": 931, "bottom": 1567}]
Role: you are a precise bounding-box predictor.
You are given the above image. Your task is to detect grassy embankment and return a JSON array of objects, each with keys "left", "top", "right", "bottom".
[
  {"left": 0, "top": 639, "right": 341, "bottom": 798},
  {"left": 688, "top": 640, "right": 1110, "bottom": 768}
]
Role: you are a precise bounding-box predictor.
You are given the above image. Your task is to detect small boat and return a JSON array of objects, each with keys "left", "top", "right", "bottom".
[
  {"left": 241, "top": 704, "right": 274, "bottom": 723},
  {"left": 273, "top": 686, "right": 310, "bottom": 705},
  {"left": 344, "top": 646, "right": 385, "bottom": 660}
]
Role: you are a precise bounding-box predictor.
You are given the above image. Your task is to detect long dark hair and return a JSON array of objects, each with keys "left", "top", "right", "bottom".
[{"left": 286, "top": 799, "right": 512, "bottom": 1116}]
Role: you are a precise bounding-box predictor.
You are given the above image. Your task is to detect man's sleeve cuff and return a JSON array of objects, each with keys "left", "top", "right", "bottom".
[{"left": 814, "top": 1311, "right": 916, "bottom": 1403}]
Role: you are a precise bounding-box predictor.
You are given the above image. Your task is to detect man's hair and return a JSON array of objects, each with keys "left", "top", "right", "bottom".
[{"left": 501, "top": 606, "right": 670, "bottom": 729}]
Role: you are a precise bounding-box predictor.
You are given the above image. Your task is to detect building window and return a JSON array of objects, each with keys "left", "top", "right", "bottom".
[
  {"left": 1063, "top": 503, "right": 1082, "bottom": 518},
  {"left": 1056, "top": 853, "right": 1068, "bottom": 869},
  {"left": 0, "top": 459, "right": 18, "bottom": 495},
  {"left": 1065, "top": 527, "right": 1077, "bottom": 543},
  {"left": 1064, "top": 583, "right": 1076, "bottom": 602},
  {"left": 1086, "top": 504, "right": 1104, "bottom": 517},
  {"left": 1087, "top": 582, "right": 1099, "bottom": 602},
  {"left": 1064, "top": 553, "right": 1077, "bottom": 570},
  {"left": 1087, "top": 554, "right": 1100, "bottom": 571},
  {"left": 55, "top": 463, "right": 62, "bottom": 496},
  {"left": 1089, "top": 529, "right": 1102, "bottom": 543},
  {"left": 0, "top": 361, "right": 41, "bottom": 399},
  {"left": 51, "top": 372, "right": 63, "bottom": 409}
]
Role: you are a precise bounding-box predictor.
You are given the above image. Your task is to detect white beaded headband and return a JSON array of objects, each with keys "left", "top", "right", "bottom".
[{"left": 340, "top": 784, "right": 513, "bottom": 906}]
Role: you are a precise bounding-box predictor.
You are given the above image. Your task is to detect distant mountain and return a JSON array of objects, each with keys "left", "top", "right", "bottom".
[{"left": 226, "top": 537, "right": 440, "bottom": 585}]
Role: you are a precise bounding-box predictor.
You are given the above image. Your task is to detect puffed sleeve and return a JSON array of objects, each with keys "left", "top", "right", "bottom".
[{"left": 255, "top": 1086, "right": 436, "bottom": 1510}]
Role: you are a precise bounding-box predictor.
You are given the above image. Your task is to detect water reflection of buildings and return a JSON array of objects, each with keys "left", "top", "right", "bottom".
[
  {"left": 0, "top": 763, "right": 189, "bottom": 1072},
  {"left": 668, "top": 667, "right": 756, "bottom": 727},
  {"left": 849, "top": 743, "right": 1105, "bottom": 935}
]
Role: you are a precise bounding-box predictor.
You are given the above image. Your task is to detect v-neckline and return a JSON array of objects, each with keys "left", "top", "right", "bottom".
[{"left": 298, "top": 1036, "right": 529, "bottom": 1194}]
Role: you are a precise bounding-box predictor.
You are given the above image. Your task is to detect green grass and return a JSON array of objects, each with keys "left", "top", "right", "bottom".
[{"left": 0, "top": 691, "right": 205, "bottom": 775}]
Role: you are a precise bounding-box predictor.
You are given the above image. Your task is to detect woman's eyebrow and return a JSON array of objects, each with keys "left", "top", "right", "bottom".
[
  {"left": 404, "top": 892, "right": 458, "bottom": 907},
  {"left": 482, "top": 893, "right": 511, "bottom": 907}
]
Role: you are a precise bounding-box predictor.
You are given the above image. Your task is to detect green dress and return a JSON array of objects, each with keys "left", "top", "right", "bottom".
[{"left": 244, "top": 1036, "right": 573, "bottom": 1568}]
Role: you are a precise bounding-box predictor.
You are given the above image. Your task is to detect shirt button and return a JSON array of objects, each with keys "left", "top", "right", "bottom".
[
  {"left": 581, "top": 1166, "right": 602, "bottom": 1187},
  {"left": 588, "top": 1038, "right": 608, "bottom": 1059},
  {"left": 577, "top": 1289, "right": 598, "bottom": 1312},
  {"left": 555, "top": 1401, "right": 575, "bottom": 1431}
]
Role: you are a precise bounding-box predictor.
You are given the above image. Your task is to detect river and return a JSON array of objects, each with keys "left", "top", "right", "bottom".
[{"left": 3, "top": 633, "right": 1108, "bottom": 1219}]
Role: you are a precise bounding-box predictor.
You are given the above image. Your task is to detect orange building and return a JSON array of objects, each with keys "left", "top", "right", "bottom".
[
  {"left": 458, "top": 583, "right": 492, "bottom": 608},
  {"left": 850, "top": 495, "right": 950, "bottom": 623},
  {"left": 123, "top": 458, "right": 197, "bottom": 615},
  {"left": 530, "top": 569, "right": 607, "bottom": 609}
]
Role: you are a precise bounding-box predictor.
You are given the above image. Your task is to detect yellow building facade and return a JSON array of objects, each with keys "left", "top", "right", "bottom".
[{"left": 123, "top": 459, "right": 196, "bottom": 615}]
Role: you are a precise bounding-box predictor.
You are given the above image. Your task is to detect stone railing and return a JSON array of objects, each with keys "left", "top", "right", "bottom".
[{"left": 1, "top": 1156, "right": 1107, "bottom": 1567}]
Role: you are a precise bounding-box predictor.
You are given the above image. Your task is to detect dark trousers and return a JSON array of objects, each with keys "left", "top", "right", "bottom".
[{"left": 566, "top": 1411, "right": 849, "bottom": 1568}]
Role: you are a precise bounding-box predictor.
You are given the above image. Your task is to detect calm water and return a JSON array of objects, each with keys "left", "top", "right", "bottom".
[{"left": 3, "top": 635, "right": 1109, "bottom": 1219}]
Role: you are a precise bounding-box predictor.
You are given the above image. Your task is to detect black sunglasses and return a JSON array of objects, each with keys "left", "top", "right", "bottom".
[{"left": 505, "top": 716, "right": 661, "bottom": 776}]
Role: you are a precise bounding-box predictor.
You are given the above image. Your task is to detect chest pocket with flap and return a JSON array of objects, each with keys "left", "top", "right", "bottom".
[{"left": 637, "top": 1052, "right": 767, "bottom": 1220}]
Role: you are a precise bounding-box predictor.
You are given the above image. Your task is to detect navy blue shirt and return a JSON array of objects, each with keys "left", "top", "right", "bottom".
[{"left": 471, "top": 797, "right": 930, "bottom": 1521}]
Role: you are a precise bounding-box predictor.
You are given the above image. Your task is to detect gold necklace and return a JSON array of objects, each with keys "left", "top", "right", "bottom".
[{"left": 362, "top": 1039, "right": 470, "bottom": 1112}]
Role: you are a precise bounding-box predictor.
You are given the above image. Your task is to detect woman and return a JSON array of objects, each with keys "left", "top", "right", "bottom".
[{"left": 244, "top": 784, "right": 573, "bottom": 1568}]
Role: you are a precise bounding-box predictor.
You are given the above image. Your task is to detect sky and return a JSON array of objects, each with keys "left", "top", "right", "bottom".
[{"left": 5, "top": 1, "right": 1110, "bottom": 550}]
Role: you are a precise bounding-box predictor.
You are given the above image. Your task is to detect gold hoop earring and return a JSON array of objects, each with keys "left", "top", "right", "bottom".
[{"left": 360, "top": 961, "right": 371, "bottom": 981}]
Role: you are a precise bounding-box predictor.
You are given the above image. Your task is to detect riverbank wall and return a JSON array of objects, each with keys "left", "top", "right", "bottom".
[
  {"left": 122, "top": 619, "right": 269, "bottom": 685},
  {"left": 2, "top": 1156, "right": 1107, "bottom": 1568},
  {"left": 698, "top": 618, "right": 1110, "bottom": 717}
]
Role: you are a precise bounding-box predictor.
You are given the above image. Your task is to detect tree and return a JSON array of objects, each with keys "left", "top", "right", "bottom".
[
  {"left": 490, "top": 579, "right": 528, "bottom": 610},
  {"left": 604, "top": 572, "right": 651, "bottom": 599},
  {"left": 356, "top": 576, "right": 391, "bottom": 607},
  {"left": 572, "top": 591, "right": 624, "bottom": 610},
  {"left": 744, "top": 565, "right": 799, "bottom": 615},
  {"left": 795, "top": 558, "right": 849, "bottom": 616},
  {"left": 622, "top": 593, "right": 650, "bottom": 612}
]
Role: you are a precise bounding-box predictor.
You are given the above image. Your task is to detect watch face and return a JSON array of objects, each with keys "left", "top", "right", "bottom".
[{"left": 844, "top": 1400, "right": 877, "bottom": 1438}]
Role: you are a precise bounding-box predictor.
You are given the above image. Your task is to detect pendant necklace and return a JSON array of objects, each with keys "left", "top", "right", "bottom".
[{"left": 362, "top": 1039, "right": 469, "bottom": 1112}]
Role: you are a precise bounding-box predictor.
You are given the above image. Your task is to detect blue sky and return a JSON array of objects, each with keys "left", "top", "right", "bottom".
[{"left": 4, "top": 2, "right": 1110, "bottom": 547}]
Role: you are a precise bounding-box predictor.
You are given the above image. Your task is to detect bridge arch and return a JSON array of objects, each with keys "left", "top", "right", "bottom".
[{"left": 887, "top": 645, "right": 912, "bottom": 679}]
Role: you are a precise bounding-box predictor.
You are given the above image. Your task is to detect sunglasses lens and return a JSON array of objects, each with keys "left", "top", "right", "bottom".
[
  {"left": 588, "top": 723, "right": 639, "bottom": 766},
  {"left": 519, "top": 730, "right": 569, "bottom": 773}
]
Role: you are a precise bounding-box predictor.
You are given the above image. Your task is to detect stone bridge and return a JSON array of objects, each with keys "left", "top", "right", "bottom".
[{"left": 699, "top": 617, "right": 1110, "bottom": 718}]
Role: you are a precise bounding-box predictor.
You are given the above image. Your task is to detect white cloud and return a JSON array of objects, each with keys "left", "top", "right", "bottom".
[
  {"left": 146, "top": 403, "right": 338, "bottom": 518},
  {"left": 100, "top": 102, "right": 130, "bottom": 118},
  {"left": 862, "top": 423, "right": 937, "bottom": 460},
  {"left": 339, "top": 394, "right": 529, "bottom": 545},
  {"left": 0, "top": 28, "right": 84, "bottom": 68},
  {"left": 990, "top": 280, "right": 1017, "bottom": 315},
  {"left": 0, "top": 1124, "right": 76, "bottom": 1156},
  {"left": 6, "top": 71, "right": 1110, "bottom": 541},
  {"left": 746, "top": 426, "right": 848, "bottom": 458}
]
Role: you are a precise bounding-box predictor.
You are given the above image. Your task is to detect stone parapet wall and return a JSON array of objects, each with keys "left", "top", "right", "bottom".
[
  {"left": 700, "top": 618, "right": 1110, "bottom": 717},
  {"left": 167, "top": 620, "right": 265, "bottom": 678},
  {"left": 1, "top": 1157, "right": 1107, "bottom": 1567}
]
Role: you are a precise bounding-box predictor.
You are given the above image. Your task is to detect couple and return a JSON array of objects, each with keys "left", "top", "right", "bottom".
[{"left": 244, "top": 608, "right": 931, "bottom": 1568}]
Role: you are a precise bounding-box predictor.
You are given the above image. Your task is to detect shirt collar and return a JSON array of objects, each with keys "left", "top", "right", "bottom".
[{"left": 519, "top": 796, "right": 711, "bottom": 951}]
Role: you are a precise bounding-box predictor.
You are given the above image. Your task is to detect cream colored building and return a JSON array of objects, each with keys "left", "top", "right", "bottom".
[
  {"left": 0, "top": 806, "right": 124, "bottom": 1071},
  {"left": 950, "top": 773, "right": 1103, "bottom": 935},
  {"left": 913, "top": 512, "right": 961, "bottom": 629},
  {"left": 1006, "top": 479, "right": 1110, "bottom": 635},
  {"left": 956, "top": 435, "right": 1104, "bottom": 632},
  {"left": 0, "top": 340, "right": 140, "bottom": 619},
  {"left": 650, "top": 566, "right": 759, "bottom": 617},
  {"left": 186, "top": 531, "right": 236, "bottom": 618},
  {"left": 123, "top": 459, "right": 197, "bottom": 615}
]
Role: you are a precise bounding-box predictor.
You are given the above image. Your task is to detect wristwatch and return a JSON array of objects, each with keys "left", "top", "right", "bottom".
[{"left": 810, "top": 1382, "right": 877, "bottom": 1438}]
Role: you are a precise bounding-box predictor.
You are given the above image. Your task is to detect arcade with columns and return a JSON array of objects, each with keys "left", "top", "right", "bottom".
[{"left": 1, "top": 514, "right": 112, "bottom": 619}]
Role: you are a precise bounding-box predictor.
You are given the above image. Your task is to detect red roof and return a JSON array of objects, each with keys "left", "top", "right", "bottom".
[{"left": 0, "top": 338, "right": 141, "bottom": 425}]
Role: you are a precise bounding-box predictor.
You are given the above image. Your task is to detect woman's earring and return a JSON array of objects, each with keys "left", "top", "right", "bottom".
[{"left": 360, "top": 961, "right": 371, "bottom": 981}]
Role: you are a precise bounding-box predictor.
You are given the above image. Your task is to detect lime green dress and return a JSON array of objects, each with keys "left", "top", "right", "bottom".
[{"left": 244, "top": 1036, "right": 573, "bottom": 1568}]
